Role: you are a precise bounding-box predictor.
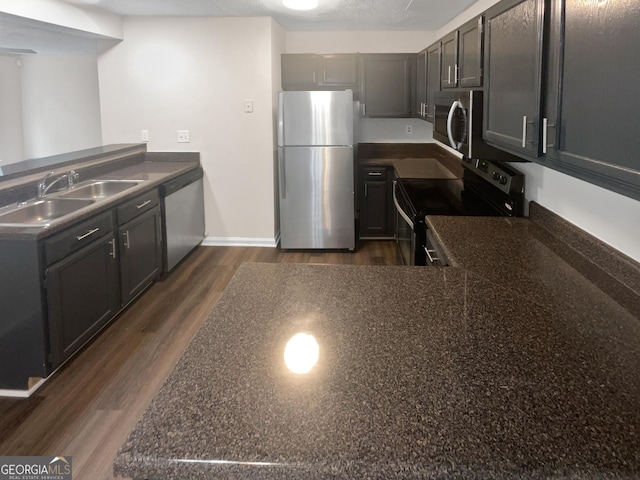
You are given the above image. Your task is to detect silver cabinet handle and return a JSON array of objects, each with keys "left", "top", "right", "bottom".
[
  {"left": 542, "top": 117, "right": 556, "bottom": 154},
  {"left": 136, "top": 199, "right": 152, "bottom": 209},
  {"left": 448, "top": 65, "right": 451, "bottom": 85},
  {"left": 521, "top": 116, "right": 534, "bottom": 148},
  {"left": 454, "top": 64, "right": 459, "bottom": 84},
  {"left": 123, "top": 230, "right": 130, "bottom": 249},
  {"left": 368, "top": 172, "right": 383, "bottom": 176},
  {"left": 76, "top": 227, "right": 99, "bottom": 241},
  {"left": 109, "top": 239, "right": 117, "bottom": 259}
]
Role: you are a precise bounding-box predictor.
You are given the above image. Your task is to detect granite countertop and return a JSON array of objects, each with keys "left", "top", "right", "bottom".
[
  {"left": 114, "top": 253, "right": 640, "bottom": 477},
  {"left": 0, "top": 158, "right": 200, "bottom": 240}
]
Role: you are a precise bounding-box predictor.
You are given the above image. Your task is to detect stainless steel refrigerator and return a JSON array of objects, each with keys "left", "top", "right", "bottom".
[{"left": 277, "top": 90, "right": 355, "bottom": 250}]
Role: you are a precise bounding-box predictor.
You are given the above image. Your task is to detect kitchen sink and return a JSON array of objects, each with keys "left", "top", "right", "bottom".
[
  {"left": 57, "top": 180, "right": 142, "bottom": 199},
  {"left": 0, "top": 198, "right": 96, "bottom": 225}
]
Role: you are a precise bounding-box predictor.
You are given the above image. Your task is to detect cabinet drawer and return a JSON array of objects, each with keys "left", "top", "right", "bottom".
[
  {"left": 362, "top": 167, "right": 388, "bottom": 180},
  {"left": 44, "top": 211, "right": 114, "bottom": 266},
  {"left": 117, "top": 189, "right": 160, "bottom": 226}
]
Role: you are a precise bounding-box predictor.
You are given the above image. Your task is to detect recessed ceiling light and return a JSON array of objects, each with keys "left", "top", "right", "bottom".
[{"left": 283, "top": 0, "right": 318, "bottom": 10}]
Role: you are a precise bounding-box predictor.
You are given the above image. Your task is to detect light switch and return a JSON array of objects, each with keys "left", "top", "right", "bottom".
[
  {"left": 243, "top": 99, "right": 254, "bottom": 113},
  {"left": 141, "top": 130, "right": 149, "bottom": 142},
  {"left": 177, "top": 130, "right": 190, "bottom": 143}
]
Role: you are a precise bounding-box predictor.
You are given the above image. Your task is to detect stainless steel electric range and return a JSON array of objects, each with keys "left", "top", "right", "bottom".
[{"left": 393, "top": 158, "right": 525, "bottom": 266}]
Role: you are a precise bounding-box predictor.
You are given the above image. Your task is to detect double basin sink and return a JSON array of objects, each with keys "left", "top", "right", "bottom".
[{"left": 0, "top": 180, "right": 143, "bottom": 226}]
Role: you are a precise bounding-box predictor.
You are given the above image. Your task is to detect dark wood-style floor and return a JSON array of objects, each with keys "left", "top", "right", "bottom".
[{"left": 0, "top": 241, "right": 401, "bottom": 479}]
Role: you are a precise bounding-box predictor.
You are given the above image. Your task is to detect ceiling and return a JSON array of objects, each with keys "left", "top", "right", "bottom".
[{"left": 58, "top": 0, "right": 479, "bottom": 31}]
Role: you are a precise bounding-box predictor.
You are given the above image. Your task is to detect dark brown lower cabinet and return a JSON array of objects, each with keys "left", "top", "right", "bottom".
[
  {"left": 359, "top": 166, "right": 394, "bottom": 238},
  {"left": 119, "top": 205, "right": 162, "bottom": 306},
  {"left": 46, "top": 234, "right": 119, "bottom": 369}
]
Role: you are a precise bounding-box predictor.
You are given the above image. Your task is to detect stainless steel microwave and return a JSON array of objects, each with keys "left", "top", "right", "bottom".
[{"left": 433, "top": 90, "right": 524, "bottom": 162}]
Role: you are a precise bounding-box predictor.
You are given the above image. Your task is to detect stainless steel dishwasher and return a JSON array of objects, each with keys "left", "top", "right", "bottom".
[{"left": 159, "top": 167, "right": 205, "bottom": 272}]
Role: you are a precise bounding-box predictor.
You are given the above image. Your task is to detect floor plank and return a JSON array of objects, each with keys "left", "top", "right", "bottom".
[{"left": 0, "top": 241, "right": 401, "bottom": 479}]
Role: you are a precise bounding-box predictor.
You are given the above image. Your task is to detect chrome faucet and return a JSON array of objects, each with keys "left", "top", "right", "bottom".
[{"left": 37, "top": 170, "right": 79, "bottom": 197}]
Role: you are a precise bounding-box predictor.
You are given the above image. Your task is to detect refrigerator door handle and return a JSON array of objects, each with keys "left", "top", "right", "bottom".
[
  {"left": 279, "top": 148, "right": 286, "bottom": 200},
  {"left": 278, "top": 92, "right": 285, "bottom": 147}
]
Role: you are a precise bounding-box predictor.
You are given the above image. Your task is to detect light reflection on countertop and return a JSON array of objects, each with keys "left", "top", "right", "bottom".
[{"left": 284, "top": 332, "right": 320, "bottom": 374}]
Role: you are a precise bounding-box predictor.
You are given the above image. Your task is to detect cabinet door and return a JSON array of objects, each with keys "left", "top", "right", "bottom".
[
  {"left": 282, "top": 54, "right": 318, "bottom": 89},
  {"left": 440, "top": 31, "right": 458, "bottom": 89},
  {"left": 119, "top": 205, "right": 162, "bottom": 306},
  {"left": 483, "top": 0, "right": 544, "bottom": 159},
  {"left": 426, "top": 43, "right": 441, "bottom": 123},
  {"left": 458, "top": 16, "right": 483, "bottom": 88},
  {"left": 321, "top": 54, "right": 358, "bottom": 86},
  {"left": 46, "top": 234, "right": 119, "bottom": 369},
  {"left": 360, "top": 54, "right": 414, "bottom": 117},
  {"left": 543, "top": 0, "right": 640, "bottom": 200},
  {"left": 359, "top": 167, "right": 392, "bottom": 237},
  {"left": 416, "top": 49, "right": 427, "bottom": 119}
]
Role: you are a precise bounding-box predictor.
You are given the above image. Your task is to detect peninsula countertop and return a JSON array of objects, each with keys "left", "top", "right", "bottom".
[{"left": 114, "top": 246, "right": 640, "bottom": 478}]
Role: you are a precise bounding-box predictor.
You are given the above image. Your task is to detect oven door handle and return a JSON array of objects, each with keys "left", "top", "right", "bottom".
[
  {"left": 447, "top": 100, "right": 465, "bottom": 151},
  {"left": 392, "top": 181, "right": 414, "bottom": 230}
]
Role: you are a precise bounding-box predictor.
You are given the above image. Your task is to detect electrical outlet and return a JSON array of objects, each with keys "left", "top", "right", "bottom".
[
  {"left": 405, "top": 125, "right": 413, "bottom": 134},
  {"left": 177, "top": 130, "right": 190, "bottom": 143},
  {"left": 141, "top": 130, "right": 149, "bottom": 142},
  {"left": 243, "top": 99, "right": 254, "bottom": 113}
]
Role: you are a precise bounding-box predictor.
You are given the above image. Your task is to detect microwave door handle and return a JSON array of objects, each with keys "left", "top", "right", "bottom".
[{"left": 447, "top": 100, "right": 463, "bottom": 150}]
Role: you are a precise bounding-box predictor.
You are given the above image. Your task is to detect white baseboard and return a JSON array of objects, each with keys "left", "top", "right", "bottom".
[
  {"left": 201, "top": 234, "right": 279, "bottom": 248},
  {"left": 0, "top": 378, "right": 46, "bottom": 398}
]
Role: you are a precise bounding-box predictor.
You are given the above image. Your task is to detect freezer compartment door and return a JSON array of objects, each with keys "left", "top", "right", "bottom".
[
  {"left": 278, "top": 90, "right": 353, "bottom": 146},
  {"left": 279, "top": 146, "right": 355, "bottom": 250}
]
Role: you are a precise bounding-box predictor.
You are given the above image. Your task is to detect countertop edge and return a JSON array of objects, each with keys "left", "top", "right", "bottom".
[{"left": 0, "top": 153, "right": 201, "bottom": 240}]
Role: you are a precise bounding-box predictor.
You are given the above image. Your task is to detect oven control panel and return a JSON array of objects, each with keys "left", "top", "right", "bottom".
[{"left": 463, "top": 157, "right": 524, "bottom": 195}]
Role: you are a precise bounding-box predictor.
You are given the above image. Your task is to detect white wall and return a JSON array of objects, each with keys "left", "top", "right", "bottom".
[
  {"left": 0, "top": 56, "right": 24, "bottom": 165},
  {"left": 0, "top": 0, "right": 122, "bottom": 39},
  {"left": 98, "top": 17, "right": 282, "bottom": 245},
  {"left": 271, "top": 20, "right": 286, "bottom": 236},
  {"left": 435, "top": 0, "right": 500, "bottom": 38},
  {"left": 516, "top": 163, "right": 640, "bottom": 261},
  {"left": 285, "top": 31, "right": 436, "bottom": 54},
  {"left": 21, "top": 54, "right": 102, "bottom": 159}
]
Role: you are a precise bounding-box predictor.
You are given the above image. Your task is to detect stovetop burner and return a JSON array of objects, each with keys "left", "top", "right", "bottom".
[
  {"left": 393, "top": 158, "right": 525, "bottom": 266},
  {"left": 396, "top": 158, "right": 524, "bottom": 219}
]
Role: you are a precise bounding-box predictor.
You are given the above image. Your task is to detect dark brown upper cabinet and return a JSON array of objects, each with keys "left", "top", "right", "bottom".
[
  {"left": 541, "top": 0, "right": 640, "bottom": 201},
  {"left": 483, "top": 0, "right": 545, "bottom": 159},
  {"left": 441, "top": 16, "right": 484, "bottom": 89},
  {"left": 281, "top": 54, "right": 359, "bottom": 90},
  {"left": 360, "top": 54, "right": 415, "bottom": 118}
]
